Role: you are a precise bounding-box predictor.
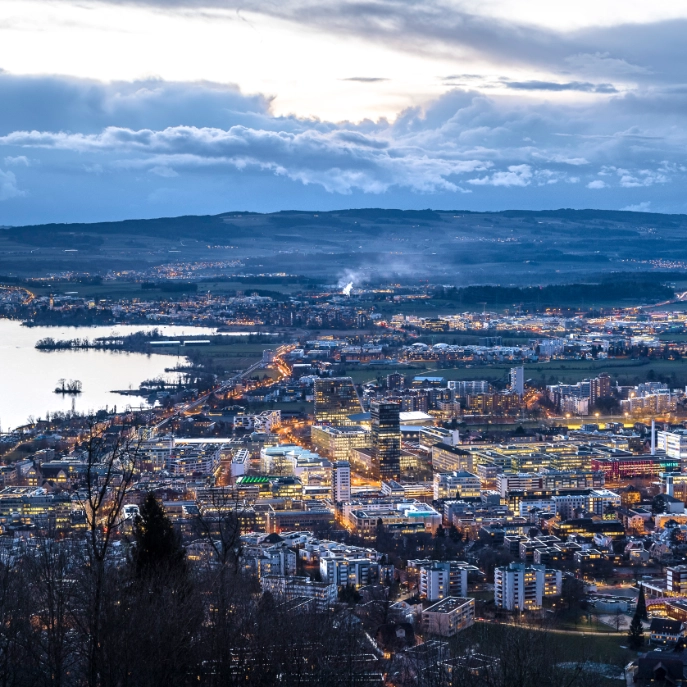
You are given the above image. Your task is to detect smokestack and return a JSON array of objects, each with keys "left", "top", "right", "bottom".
[{"left": 651, "top": 419, "right": 656, "bottom": 456}]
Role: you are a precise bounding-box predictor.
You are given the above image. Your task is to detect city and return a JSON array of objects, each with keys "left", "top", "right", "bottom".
[
  {"left": 4, "top": 0, "right": 687, "bottom": 685},
  {"left": 3, "top": 272, "right": 687, "bottom": 683}
]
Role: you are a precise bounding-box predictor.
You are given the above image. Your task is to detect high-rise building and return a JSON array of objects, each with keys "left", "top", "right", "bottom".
[
  {"left": 331, "top": 461, "right": 351, "bottom": 503},
  {"left": 371, "top": 401, "right": 401, "bottom": 480},
  {"left": 509, "top": 366, "right": 524, "bottom": 397},
  {"left": 314, "top": 377, "right": 363, "bottom": 425},
  {"left": 387, "top": 372, "right": 404, "bottom": 391}
]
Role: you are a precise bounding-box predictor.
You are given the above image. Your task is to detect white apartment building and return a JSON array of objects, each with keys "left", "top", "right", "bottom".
[
  {"left": 658, "top": 430, "right": 687, "bottom": 461},
  {"left": 510, "top": 366, "right": 524, "bottom": 397},
  {"left": 230, "top": 449, "right": 250, "bottom": 478},
  {"left": 433, "top": 471, "right": 481, "bottom": 500},
  {"left": 140, "top": 436, "right": 174, "bottom": 471},
  {"left": 331, "top": 460, "right": 351, "bottom": 503},
  {"left": 422, "top": 597, "right": 475, "bottom": 637},
  {"left": 319, "top": 556, "right": 380, "bottom": 587},
  {"left": 167, "top": 443, "right": 222, "bottom": 476},
  {"left": 416, "top": 561, "right": 470, "bottom": 601},
  {"left": 553, "top": 489, "right": 620, "bottom": 519},
  {"left": 494, "top": 563, "right": 561, "bottom": 611},
  {"left": 260, "top": 575, "right": 337, "bottom": 611},
  {"left": 518, "top": 498, "right": 556, "bottom": 518}
]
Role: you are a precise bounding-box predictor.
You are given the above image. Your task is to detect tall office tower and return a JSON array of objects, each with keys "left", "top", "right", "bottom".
[
  {"left": 371, "top": 401, "right": 401, "bottom": 481},
  {"left": 387, "top": 373, "right": 405, "bottom": 391},
  {"left": 314, "top": 377, "right": 363, "bottom": 425},
  {"left": 331, "top": 461, "right": 352, "bottom": 503},
  {"left": 509, "top": 366, "right": 524, "bottom": 397}
]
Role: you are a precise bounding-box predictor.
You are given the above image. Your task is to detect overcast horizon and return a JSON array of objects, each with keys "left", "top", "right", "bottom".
[{"left": 3, "top": 1, "right": 687, "bottom": 224}]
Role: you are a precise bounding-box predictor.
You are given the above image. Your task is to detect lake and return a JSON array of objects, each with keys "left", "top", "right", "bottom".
[{"left": 0, "top": 320, "right": 222, "bottom": 431}]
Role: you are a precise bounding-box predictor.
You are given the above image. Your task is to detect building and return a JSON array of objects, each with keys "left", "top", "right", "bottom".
[
  {"left": 343, "top": 500, "right": 442, "bottom": 536},
  {"left": 260, "top": 575, "right": 337, "bottom": 611},
  {"left": 649, "top": 619, "right": 685, "bottom": 646},
  {"left": 331, "top": 461, "right": 351, "bottom": 503},
  {"left": 510, "top": 366, "right": 524, "bottom": 397},
  {"left": 433, "top": 471, "right": 481, "bottom": 501},
  {"left": 448, "top": 380, "right": 493, "bottom": 398},
  {"left": 311, "top": 425, "right": 370, "bottom": 461},
  {"left": 431, "top": 444, "right": 473, "bottom": 473},
  {"left": 411, "top": 560, "right": 471, "bottom": 600},
  {"left": 166, "top": 443, "right": 222, "bottom": 476},
  {"left": 494, "top": 562, "right": 561, "bottom": 611},
  {"left": 371, "top": 401, "right": 401, "bottom": 481},
  {"left": 265, "top": 506, "right": 335, "bottom": 534},
  {"left": 314, "top": 377, "right": 363, "bottom": 425},
  {"left": 422, "top": 597, "right": 475, "bottom": 637},
  {"left": 658, "top": 430, "right": 687, "bottom": 462},
  {"left": 591, "top": 455, "right": 679, "bottom": 480},
  {"left": 319, "top": 555, "right": 386, "bottom": 587}
]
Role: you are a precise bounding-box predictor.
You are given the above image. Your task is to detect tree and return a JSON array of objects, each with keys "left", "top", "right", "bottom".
[
  {"left": 338, "top": 584, "right": 361, "bottom": 605},
  {"left": 561, "top": 576, "right": 585, "bottom": 613},
  {"left": 77, "top": 418, "right": 141, "bottom": 687},
  {"left": 652, "top": 494, "right": 667, "bottom": 515},
  {"left": 628, "top": 613, "right": 644, "bottom": 651},
  {"left": 132, "top": 492, "right": 186, "bottom": 578},
  {"left": 636, "top": 584, "right": 648, "bottom": 621}
]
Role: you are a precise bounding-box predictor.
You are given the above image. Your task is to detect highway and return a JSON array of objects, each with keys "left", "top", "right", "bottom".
[{"left": 152, "top": 343, "right": 294, "bottom": 433}]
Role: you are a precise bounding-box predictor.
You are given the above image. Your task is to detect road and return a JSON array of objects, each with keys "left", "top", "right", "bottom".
[
  {"left": 475, "top": 618, "right": 621, "bottom": 637},
  {"left": 152, "top": 343, "right": 294, "bottom": 433}
]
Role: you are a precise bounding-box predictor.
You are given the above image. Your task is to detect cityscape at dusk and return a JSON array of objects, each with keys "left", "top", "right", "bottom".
[{"left": 4, "top": 1, "right": 687, "bottom": 686}]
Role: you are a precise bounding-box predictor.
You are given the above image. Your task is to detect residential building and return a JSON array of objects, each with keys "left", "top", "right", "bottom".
[
  {"left": 422, "top": 597, "right": 475, "bottom": 637},
  {"left": 331, "top": 461, "right": 351, "bottom": 503},
  {"left": 494, "top": 562, "right": 561, "bottom": 611}
]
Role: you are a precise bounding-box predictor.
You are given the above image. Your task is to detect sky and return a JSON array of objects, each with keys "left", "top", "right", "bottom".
[{"left": 2, "top": 0, "right": 687, "bottom": 224}]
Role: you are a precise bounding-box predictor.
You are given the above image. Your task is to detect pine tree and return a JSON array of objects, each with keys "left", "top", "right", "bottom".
[
  {"left": 636, "top": 584, "right": 648, "bottom": 621},
  {"left": 132, "top": 492, "right": 186, "bottom": 578},
  {"left": 628, "top": 613, "right": 644, "bottom": 651}
]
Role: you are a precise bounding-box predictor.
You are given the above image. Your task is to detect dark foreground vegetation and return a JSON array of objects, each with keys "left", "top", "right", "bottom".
[{"left": 0, "top": 530, "right": 623, "bottom": 687}]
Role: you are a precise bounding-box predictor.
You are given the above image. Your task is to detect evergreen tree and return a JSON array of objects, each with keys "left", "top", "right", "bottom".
[
  {"left": 636, "top": 584, "right": 648, "bottom": 621},
  {"left": 132, "top": 492, "right": 186, "bottom": 578},
  {"left": 628, "top": 613, "right": 644, "bottom": 651}
]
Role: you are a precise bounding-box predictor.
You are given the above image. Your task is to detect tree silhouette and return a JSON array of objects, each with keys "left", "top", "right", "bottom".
[
  {"left": 636, "top": 584, "right": 648, "bottom": 622},
  {"left": 132, "top": 492, "right": 186, "bottom": 578},
  {"left": 628, "top": 613, "right": 644, "bottom": 651}
]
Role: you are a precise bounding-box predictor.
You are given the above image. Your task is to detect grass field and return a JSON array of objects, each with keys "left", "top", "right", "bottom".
[
  {"left": 343, "top": 357, "right": 687, "bottom": 387},
  {"left": 462, "top": 621, "right": 633, "bottom": 679}
]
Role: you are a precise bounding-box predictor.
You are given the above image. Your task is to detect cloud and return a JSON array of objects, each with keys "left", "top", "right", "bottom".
[
  {"left": 468, "top": 164, "right": 533, "bottom": 187},
  {"left": 503, "top": 80, "right": 617, "bottom": 93},
  {"left": 3, "top": 155, "right": 29, "bottom": 166},
  {"left": 622, "top": 201, "right": 651, "bottom": 211},
  {"left": 1, "top": 72, "right": 687, "bottom": 221},
  {"left": 149, "top": 165, "right": 179, "bottom": 177},
  {"left": 0, "top": 170, "right": 24, "bottom": 200},
  {"left": 342, "top": 77, "right": 389, "bottom": 83}
]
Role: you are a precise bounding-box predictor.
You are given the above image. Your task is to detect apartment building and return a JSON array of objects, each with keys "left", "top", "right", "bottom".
[{"left": 422, "top": 597, "right": 475, "bottom": 637}]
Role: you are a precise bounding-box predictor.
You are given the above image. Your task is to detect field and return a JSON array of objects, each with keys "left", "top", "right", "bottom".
[
  {"left": 5, "top": 208, "right": 687, "bottom": 292},
  {"left": 343, "top": 357, "right": 687, "bottom": 388}
]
